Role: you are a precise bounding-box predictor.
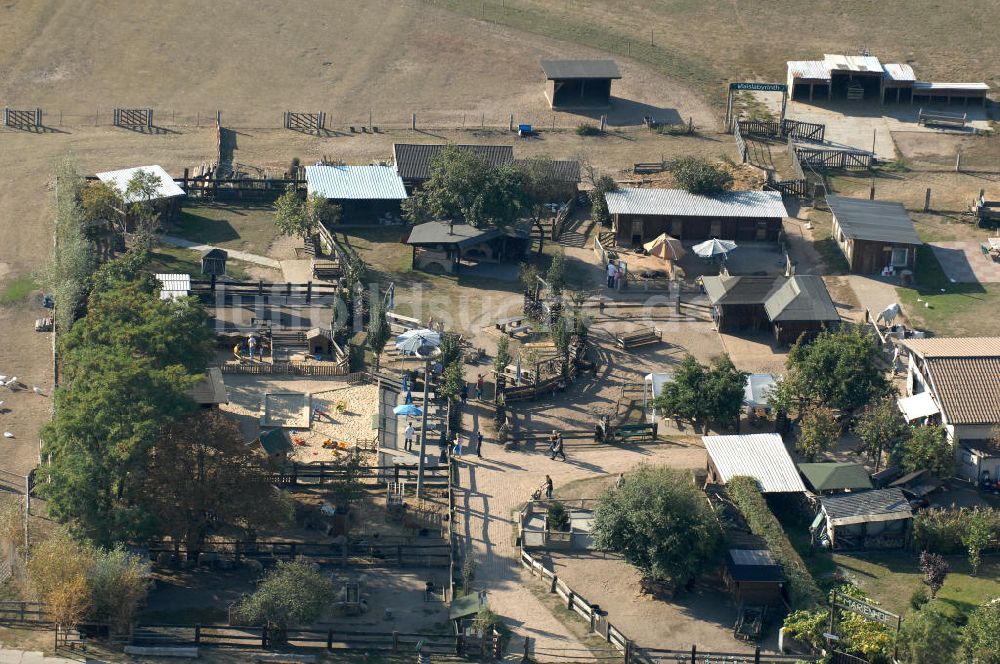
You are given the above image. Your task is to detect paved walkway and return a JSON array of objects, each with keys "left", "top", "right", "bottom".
[
  {"left": 0, "top": 647, "right": 79, "bottom": 663},
  {"left": 930, "top": 241, "right": 1000, "bottom": 283},
  {"left": 158, "top": 235, "right": 281, "bottom": 269}
]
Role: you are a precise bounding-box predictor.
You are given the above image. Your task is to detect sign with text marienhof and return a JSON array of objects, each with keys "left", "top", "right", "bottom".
[
  {"left": 831, "top": 591, "right": 900, "bottom": 628},
  {"left": 730, "top": 82, "right": 787, "bottom": 92}
]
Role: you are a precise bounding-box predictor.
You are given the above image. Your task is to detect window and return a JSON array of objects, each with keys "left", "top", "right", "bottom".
[
  {"left": 709, "top": 220, "right": 722, "bottom": 237},
  {"left": 891, "top": 247, "right": 909, "bottom": 267}
]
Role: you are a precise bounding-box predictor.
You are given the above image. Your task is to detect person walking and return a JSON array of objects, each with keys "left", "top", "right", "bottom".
[
  {"left": 475, "top": 430, "right": 484, "bottom": 458},
  {"left": 553, "top": 433, "right": 566, "bottom": 462},
  {"left": 548, "top": 430, "right": 559, "bottom": 460},
  {"left": 453, "top": 432, "right": 464, "bottom": 457},
  {"left": 475, "top": 374, "right": 484, "bottom": 400},
  {"left": 606, "top": 261, "right": 617, "bottom": 288},
  {"left": 545, "top": 475, "right": 553, "bottom": 500},
  {"left": 247, "top": 334, "right": 257, "bottom": 361},
  {"left": 404, "top": 421, "right": 415, "bottom": 452}
]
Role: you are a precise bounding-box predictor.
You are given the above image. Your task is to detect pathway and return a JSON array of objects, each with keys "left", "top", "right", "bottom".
[
  {"left": 158, "top": 235, "right": 281, "bottom": 269},
  {"left": 930, "top": 241, "right": 1000, "bottom": 283},
  {"left": 0, "top": 646, "right": 80, "bottom": 663}
]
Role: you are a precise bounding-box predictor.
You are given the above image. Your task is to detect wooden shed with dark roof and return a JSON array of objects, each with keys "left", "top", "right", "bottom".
[
  {"left": 541, "top": 59, "right": 621, "bottom": 108},
  {"left": 827, "top": 196, "right": 922, "bottom": 274},
  {"left": 392, "top": 144, "right": 514, "bottom": 191}
]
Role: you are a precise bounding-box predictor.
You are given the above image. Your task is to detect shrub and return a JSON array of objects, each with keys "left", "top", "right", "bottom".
[
  {"left": 897, "top": 425, "right": 954, "bottom": 477},
  {"left": 589, "top": 175, "right": 617, "bottom": 227},
  {"left": 910, "top": 587, "right": 929, "bottom": 611},
  {"left": 547, "top": 502, "right": 570, "bottom": 531},
  {"left": 727, "top": 476, "right": 823, "bottom": 609},
  {"left": 669, "top": 156, "right": 733, "bottom": 195},
  {"left": 899, "top": 603, "right": 960, "bottom": 664},
  {"left": 913, "top": 507, "right": 1000, "bottom": 555},
  {"left": 782, "top": 609, "right": 827, "bottom": 651},
  {"left": 795, "top": 405, "right": 840, "bottom": 461},
  {"left": 963, "top": 598, "right": 1000, "bottom": 664},
  {"left": 575, "top": 123, "right": 601, "bottom": 136},
  {"left": 919, "top": 551, "right": 949, "bottom": 598},
  {"left": 232, "top": 560, "right": 333, "bottom": 638}
]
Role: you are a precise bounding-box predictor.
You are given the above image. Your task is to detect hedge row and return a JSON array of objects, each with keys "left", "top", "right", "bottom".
[
  {"left": 913, "top": 507, "right": 1000, "bottom": 555},
  {"left": 727, "top": 476, "right": 824, "bottom": 610}
]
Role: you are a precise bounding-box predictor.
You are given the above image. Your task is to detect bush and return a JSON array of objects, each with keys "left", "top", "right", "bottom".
[
  {"left": 669, "top": 156, "right": 733, "bottom": 195},
  {"left": 963, "top": 598, "right": 1000, "bottom": 664},
  {"left": 913, "top": 507, "right": 1000, "bottom": 555},
  {"left": 898, "top": 603, "right": 960, "bottom": 664},
  {"left": 782, "top": 609, "right": 827, "bottom": 651},
  {"left": 727, "top": 476, "right": 823, "bottom": 609},
  {"left": 910, "top": 587, "right": 929, "bottom": 611},
  {"left": 575, "top": 123, "right": 601, "bottom": 136},
  {"left": 919, "top": 551, "right": 949, "bottom": 598},
  {"left": 547, "top": 502, "right": 570, "bottom": 532},
  {"left": 232, "top": 560, "right": 333, "bottom": 637},
  {"left": 897, "top": 425, "right": 954, "bottom": 478},
  {"left": 589, "top": 175, "right": 617, "bottom": 227}
]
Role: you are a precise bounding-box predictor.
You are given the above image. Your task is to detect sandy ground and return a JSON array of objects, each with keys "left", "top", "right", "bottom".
[{"left": 221, "top": 376, "right": 378, "bottom": 462}]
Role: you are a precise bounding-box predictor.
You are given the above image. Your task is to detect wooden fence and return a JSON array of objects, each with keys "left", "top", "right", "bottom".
[
  {"left": 271, "top": 462, "right": 450, "bottom": 488},
  {"left": 0, "top": 601, "right": 51, "bottom": 625},
  {"left": 3, "top": 107, "right": 42, "bottom": 129},
  {"left": 145, "top": 538, "right": 450, "bottom": 568},
  {"left": 219, "top": 361, "right": 348, "bottom": 376},
  {"left": 113, "top": 107, "right": 153, "bottom": 129},
  {"left": 182, "top": 174, "right": 306, "bottom": 202},
  {"left": 794, "top": 145, "right": 874, "bottom": 171},
  {"left": 283, "top": 111, "right": 326, "bottom": 134},
  {"left": 737, "top": 118, "right": 825, "bottom": 142},
  {"left": 190, "top": 278, "right": 340, "bottom": 301},
  {"left": 733, "top": 120, "right": 748, "bottom": 163}
]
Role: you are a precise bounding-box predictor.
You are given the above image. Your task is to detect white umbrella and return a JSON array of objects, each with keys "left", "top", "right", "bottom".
[
  {"left": 395, "top": 328, "right": 441, "bottom": 355},
  {"left": 692, "top": 239, "right": 737, "bottom": 258}
]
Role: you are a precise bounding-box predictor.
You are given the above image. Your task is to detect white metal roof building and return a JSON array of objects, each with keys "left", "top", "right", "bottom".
[
  {"left": 605, "top": 189, "right": 787, "bottom": 218},
  {"left": 96, "top": 165, "right": 185, "bottom": 203},
  {"left": 703, "top": 433, "right": 807, "bottom": 493},
  {"left": 154, "top": 273, "right": 191, "bottom": 300},
  {"left": 305, "top": 165, "right": 407, "bottom": 200}
]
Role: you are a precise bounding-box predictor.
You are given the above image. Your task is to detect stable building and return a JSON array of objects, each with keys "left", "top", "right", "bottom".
[
  {"left": 702, "top": 274, "right": 841, "bottom": 345},
  {"left": 605, "top": 188, "right": 787, "bottom": 247},
  {"left": 541, "top": 59, "right": 621, "bottom": 108},
  {"left": 305, "top": 165, "right": 407, "bottom": 224},
  {"left": 96, "top": 164, "right": 185, "bottom": 229},
  {"left": 405, "top": 220, "right": 530, "bottom": 274},
  {"left": 898, "top": 337, "right": 1000, "bottom": 483},
  {"left": 787, "top": 54, "right": 989, "bottom": 106},
  {"left": 827, "top": 196, "right": 921, "bottom": 274},
  {"left": 392, "top": 144, "right": 514, "bottom": 191},
  {"left": 514, "top": 158, "right": 582, "bottom": 202},
  {"left": 703, "top": 433, "right": 807, "bottom": 494}
]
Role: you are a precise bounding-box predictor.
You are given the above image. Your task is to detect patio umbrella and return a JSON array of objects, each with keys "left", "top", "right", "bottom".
[
  {"left": 393, "top": 403, "right": 422, "bottom": 416},
  {"left": 692, "top": 238, "right": 737, "bottom": 258},
  {"left": 643, "top": 233, "right": 685, "bottom": 261},
  {"left": 395, "top": 328, "right": 441, "bottom": 354}
]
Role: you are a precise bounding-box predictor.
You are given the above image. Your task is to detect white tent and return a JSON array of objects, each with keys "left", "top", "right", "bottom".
[
  {"left": 643, "top": 372, "right": 674, "bottom": 423},
  {"left": 897, "top": 392, "right": 940, "bottom": 422}
]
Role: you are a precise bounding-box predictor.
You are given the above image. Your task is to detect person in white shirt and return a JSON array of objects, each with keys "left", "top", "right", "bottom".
[
  {"left": 606, "top": 261, "right": 617, "bottom": 288},
  {"left": 404, "top": 422, "right": 415, "bottom": 451}
]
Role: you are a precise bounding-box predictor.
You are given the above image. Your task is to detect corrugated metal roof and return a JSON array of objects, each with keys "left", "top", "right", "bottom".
[
  {"left": 703, "top": 433, "right": 806, "bottom": 493},
  {"left": 798, "top": 463, "right": 873, "bottom": 493},
  {"left": 901, "top": 337, "right": 1000, "bottom": 358},
  {"left": 765, "top": 276, "right": 840, "bottom": 322},
  {"left": 96, "top": 165, "right": 185, "bottom": 203},
  {"left": 787, "top": 60, "right": 831, "bottom": 81},
  {"left": 393, "top": 144, "right": 514, "bottom": 181},
  {"left": 540, "top": 59, "right": 621, "bottom": 80},
  {"left": 897, "top": 392, "right": 940, "bottom": 422},
  {"left": 606, "top": 188, "right": 787, "bottom": 218},
  {"left": 405, "top": 220, "right": 529, "bottom": 247},
  {"left": 154, "top": 273, "right": 191, "bottom": 300},
  {"left": 821, "top": 488, "right": 912, "bottom": 527},
  {"left": 914, "top": 81, "right": 990, "bottom": 91},
  {"left": 305, "top": 165, "right": 407, "bottom": 200},
  {"left": 826, "top": 195, "right": 921, "bottom": 245},
  {"left": 882, "top": 64, "right": 916, "bottom": 82},
  {"left": 823, "top": 54, "right": 883, "bottom": 73}
]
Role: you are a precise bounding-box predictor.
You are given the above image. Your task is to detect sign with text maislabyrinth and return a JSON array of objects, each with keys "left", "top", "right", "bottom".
[{"left": 730, "top": 82, "right": 788, "bottom": 92}]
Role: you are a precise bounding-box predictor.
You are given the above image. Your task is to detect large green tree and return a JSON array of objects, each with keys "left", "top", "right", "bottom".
[
  {"left": 784, "top": 329, "right": 891, "bottom": 412},
  {"left": 592, "top": 464, "right": 721, "bottom": 588},
  {"left": 854, "top": 395, "right": 910, "bottom": 471},
  {"left": 964, "top": 599, "right": 1000, "bottom": 664},
  {"left": 795, "top": 405, "right": 840, "bottom": 461},
  {"left": 366, "top": 297, "right": 391, "bottom": 373},
  {"left": 651, "top": 354, "right": 747, "bottom": 430},
  {"left": 274, "top": 187, "right": 339, "bottom": 240},
  {"left": 233, "top": 560, "right": 334, "bottom": 640},
  {"left": 897, "top": 425, "right": 954, "bottom": 478}
]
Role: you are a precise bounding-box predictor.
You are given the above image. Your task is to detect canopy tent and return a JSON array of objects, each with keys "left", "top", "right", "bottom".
[
  {"left": 743, "top": 374, "right": 778, "bottom": 409},
  {"left": 643, "top": 372, "right": 675, "bottom": 422},
  {"left": 897, "top": 392, "right": 940, "bottom": 422},
  {"left": 692, "top": 238, "right": 738, "bottom": 259},
  {"left": 643, "top": 233, "right": 685, "bottom": 261},
  {"left": 395, "top": 329, "right": 441, "bottom": 355}
]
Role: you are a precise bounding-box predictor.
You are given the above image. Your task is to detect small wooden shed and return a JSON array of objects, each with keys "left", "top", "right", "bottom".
[
  {"left": 723, "top": 549, "right": 786, "bottom": 606},
  {"left": 541, "top": 59, "right": 621, "bottom": 108},
  {"left": 827, "top": 196, "right": 921, "bottom": 275},
  {"left": 201, "top": 248, "right": 229, "bottom": 276},
  {"left": 253, "top": 429, "right": 293, "bottom": 463}
]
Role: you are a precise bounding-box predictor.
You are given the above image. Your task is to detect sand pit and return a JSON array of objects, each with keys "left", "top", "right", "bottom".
[
  {"left": 261, "top": 392, "right": 311, "bottom": 428},
  {"left": 220, "top": 375, "right": 379, "bottom": 463}
]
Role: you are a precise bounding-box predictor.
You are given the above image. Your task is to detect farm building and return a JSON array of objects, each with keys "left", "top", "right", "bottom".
[
  {"left": 898, "top": 337, "right": 1000, "bottom": 483},
  {"left": 540, "top": 59, "right": 621, "bottom": 108},
  {"left": 392, "top": 144, "right": 514, "bottom": 191},
  {"left": 787, "top": 54, "right": 989, "bottom": 106},
  {"left": 605, "top": 188, "right": 787, "bottom": 247},
  {"left": 798, "top": 462, "right": 873, "bottom": 495},
  {"left": 186, "top": 367, "right": 229, "bottom": 408},
  {"left": 96, "top": 164, "right": 185, "bottom": 228},
  {"left": 702, "top": 274, "right": 840, "bottom": 345},
  {"left": 405, "top": 220, "right": 530, "bottom": 274},
  {"left": 305, "top": 165, "right": 407, "bottom": 224},
  {"left": 826, "top": 196, "right": 921, "bottom": 274},
  {"left": 154, "top": 273, "right": 191, "bottom": 300},
  {"left": 815, "top": 488, "right": 912, "bottom": 550},
  {"left": 703, "top": 433, "right": 807, "bottom": 494},
  {"left": 723, "top": 549, "right": 786, "bottom": 607},
  {"left": 514, "top": 158, "right": 582, "bottom": 201}
]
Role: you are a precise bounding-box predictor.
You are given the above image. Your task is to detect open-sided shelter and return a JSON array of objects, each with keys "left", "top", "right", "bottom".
[
  {"left": 405, "top": 220, "right": 530, "bottom": 274},
  {"left": 96, "top": 164, "right": 185, "bottom": 229},
  {"left": 605, "top": 188, "right": 787, "bottom": 247},
  {"left": 540, "top": 59, "right": 621, "bottom": 108},
  {"left": 816, "top": 488, "right": 912, "bottom": 550},
  {"left": 827, "top": 196, "right": 921, "bottom": 274},
  {"left": 305, "top": 165, "right": 407, "bottom": 224},
  {"left": 703, "top": 433, "right": 806, "bottom": 494},
  {"left": 723, "top": 549, "right": 786, "bottom": 606}
]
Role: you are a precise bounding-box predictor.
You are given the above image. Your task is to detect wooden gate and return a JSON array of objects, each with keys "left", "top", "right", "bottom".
[
  {"left": 284, "top": 111, "right": 326, "bottom": 134},
  {"left": 113, "top": 108, "right": 153, "bottom": 129},
  {"left": 782, "top": 119, "right": 825, "bottom": 141},
  {"left": 3, "top": 107, "right": 42, "bottom": 129}
]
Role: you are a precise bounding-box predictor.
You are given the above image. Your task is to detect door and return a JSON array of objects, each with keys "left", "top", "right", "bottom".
[
  {"left": 755, "top": 220, "right": 769, "bottom": 241},
  {"left": 709, "top": 219, "right": 722, "bottom": 238},
  {"left": 630, "top": 220, "right": 643, "bottom": 246},
  {"left": 670, "top": 219, "right": 683, "bottom": 238}
]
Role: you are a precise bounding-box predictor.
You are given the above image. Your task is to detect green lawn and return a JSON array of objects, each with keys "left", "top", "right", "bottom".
[
  {"left": 895, "top": 245, "right": 1000, "bottom": 336},
  {"left": 0, "top": 274, "right": 37, "bottom": 304},
  {"left": 173, "top": 204, "right": 280, "bottom": 256},
  {"left": 147, "top": 246, "right": 250, "bottom": 281}
]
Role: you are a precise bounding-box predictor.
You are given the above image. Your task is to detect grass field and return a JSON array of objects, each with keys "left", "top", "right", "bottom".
[
  {"left": 147, "top": 246, "right": 250, "bottom": 281},
  {"left": 0, "top": 275, "right": 37, "bottom": 305},
  {"left": 173, "top": 204, "right": 279, "bottom": 257}
]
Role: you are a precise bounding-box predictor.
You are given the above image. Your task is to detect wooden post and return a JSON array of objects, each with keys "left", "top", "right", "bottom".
[
  {"left": 690, "top": 645, "right": 697, "bottom": 664},
  {"left": 286, "top": 281, "right": 292, "bottom": 297},
  {"left": 392, "top": 630, "right": 399, "bottom": 651},
  {"left": 327, "top": 627, "right": 333, "bottom": 650},
  {"left": 412, "top": 113, "right": 417, "bottom": 130},
  {"left": 955, "top": 152, "right": 962, "bottom": 172},
  {"left": 624, "top": 640, "right": 632, "bottom": 663},
  {"left": 600, "top": 114, "right": 607, "bottom": 132},
  {"left": 754, "top": 646, "right": 761, "bottom": 663},
  {"left": 567, "top": 591, "right": 574, "bottom": 611},
  {"left": 522, "top": 636, "right": 530, "bottom": 662},
  {"left": 306, "top": 281, "right": 312, "bottom": 303},
  {"left": 550, "top": 574, "right": 557, "bottom": 593},
  {"left": 258, "top": 280, "right": 264, "bottom": 296},
  {"left": 147, "top": 108, "right": 153, "bottom": 129},
  {"left": 195, "top": 624, "right": 201, "bottom": 645},
  {"left": 924, "top": 188, "right": 931, "bottom": 212},
  {"left": 509, "top": 114, "right": 514, "bottom": 131}
]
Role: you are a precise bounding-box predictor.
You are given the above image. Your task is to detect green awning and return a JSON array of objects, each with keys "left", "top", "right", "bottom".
[
  {"left": 449, "top": 593, "right": 489, "bottom": 621},
  {"left": 798, "top": 462, "right": 873, "bottom": 493}
]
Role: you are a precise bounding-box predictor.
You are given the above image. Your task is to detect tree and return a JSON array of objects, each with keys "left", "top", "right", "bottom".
[
  {"left": 26, "top": 528, "right": 93, "bottom": 631},
  {"left": 670, "top": 156, "right": 733, "bottom": 195},
  {"left": 493, "top": 336, "right": 512, "bottom": 376},
  {"left": 795, "top": 406, "right": 840, "bottom": 461},
  {"left": 964, "top": 599, "right": 1000, "bottom": 664},
  {"left": 589, "top": 175, "right": 617, "bottom": 227},
  {"left": 401, "top": 146, "right": 529, "bottom": 229},
  {"left": 274, "top": 187, "right": 338, "bottom": 240},
  {"left": 897, "top": 425, "right": 954, "bottom": 478},
  {"left": 651, "top": 354, "right": 747, "bottom": 430},
  {"left": 521, "top": 157, "right": 565, "bottom": 253},
  {"left": 124, "top": 169, "right": 164, "bottom": 244},
  {"left": 963, "top": 507, "right": 993, "bottom": 576},
  {"left": 518, "top": 263, "right": 540, "bottom": 295},
  {"left": 138, "top": 411, "right": 292, "bottom": 548},
  {"left": 701, "top": 355, "right": 748, "bottom": 431},
  {"left": 80, "top": 180, "right": 123, "bottom": 238},
  {"left": 785, "top": 329, "right": 891, "bottom": 412},
  {"left": 440, "top": 360, "right": 465, "bottom": 402},
  {"left": 855, "top": 395, "right": 910, "bottom": 471},
  {"left": 592, "top": 464, "right": 721, "bottom": 588},
  {"left": 439, "top": 331, "right": 463, "bottom": 367},
  {"left": 546, "top": 251, "right": 567, "bottom": 297},
  {"left": 898, "top": 604, "right": 960, "bottom": 664},
  {"left": 232, "top": 560, "right": 334, "bottom": 640},
  {"left": 919, "top": 551, "right": 949, "bottom": 598},
  {"left": 47, "top": 156, "right": 97, "bottom": 331},
  {"left": 87, "top": 546, "right": 151, "bottom": 632},
  {"left": 366, "top": 297, "right": 391, "bottom": 373},
  {"left": 326, "top": 451, "right": 366, "bottom": 513}
]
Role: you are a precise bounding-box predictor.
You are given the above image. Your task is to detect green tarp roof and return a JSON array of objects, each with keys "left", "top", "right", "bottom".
[
  {"left": 449, "top": 592, "right": 489, "bottom": 620},
  {"left": 798, "top": 462, "right": 873, "bottom": 492}
]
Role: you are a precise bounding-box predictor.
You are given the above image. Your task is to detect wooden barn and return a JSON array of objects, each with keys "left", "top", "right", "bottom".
[
  {"left": 723, "top": 549, "right": 786, "bottom": 607},
  {"left": 540, "top": 59, "right": 621, "bottom": 108},
  {"left": 406, "top": 220, "right": 530, "bottom": 274},
  {"left": 392, "top": 144, "right": 514, "bottom": 192},
  {"left": 702, "top": 274, "right": 841, "bottom": 345},
  {"left": 305, "top": 165, "right": 407, "bottom": 224},
  {"left": 96, "top": 164, "right": 185, "bottom": 230},
  {"left": 827, "top": 196, "right": 921, "bottom": 274},
  {"left": 605, "top": 188, "right": 787, "bottom": 247}
]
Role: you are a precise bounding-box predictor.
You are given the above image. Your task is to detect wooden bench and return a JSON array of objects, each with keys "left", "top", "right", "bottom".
[
  {"left": 311, "top": 258, "right": 341, "bottom": 280},
  {"left": 918, "top": 108, "right": 967, "bottom": 129},
  {"left": 614, "top": 326, "right": 662, "bottom": 350},
  {"left": 610, "top": 423, "right": 657, "bottom": 443}
]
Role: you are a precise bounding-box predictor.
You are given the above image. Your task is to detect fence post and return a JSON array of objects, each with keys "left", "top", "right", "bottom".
[
  {"left": 567, "top": 590, "right": 574, "bottom": 611},
  {"left": 392, "top": 630, "right": 399, "bottom": 651},
  {"left": 522, "top": 636, "right": 530, "bottom": 663},
  {"left": 412, "top": 113, "right": 416, "bottom": 130},
  {"left": 195, "top": 623, "right": 201, "bottom": 645},
  {"left": 456, "top": 633, "right": 464, "bottom": 655},
  {"left": 306, "top": 280, "right": 312, "bottom": 304},
  {"left": 261, "top": 624, "right": 268, "bottom": 648},
  {"left": 397, "top": 544, "right": 403, "bottom": 566},
  {"left": 327, "top": 627, "right": 333, "bottom": 650},
  {"left": 509, "top": 114, "right": 514, "bottom": 131},
  {"left": 550, "top": 574, "right": 557, "bottom": 593},
  {"left": 924, "top": 188, "right": 932, "bottom": 212},
  {"left": 690, "top": 644, "right": 696, "bottom": 664},
  {"left": 754, "top": 645, "right": 761, "bottom": 663},
  {"left": 955, "top": 152, "right": 962, "bottom": 172}
]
